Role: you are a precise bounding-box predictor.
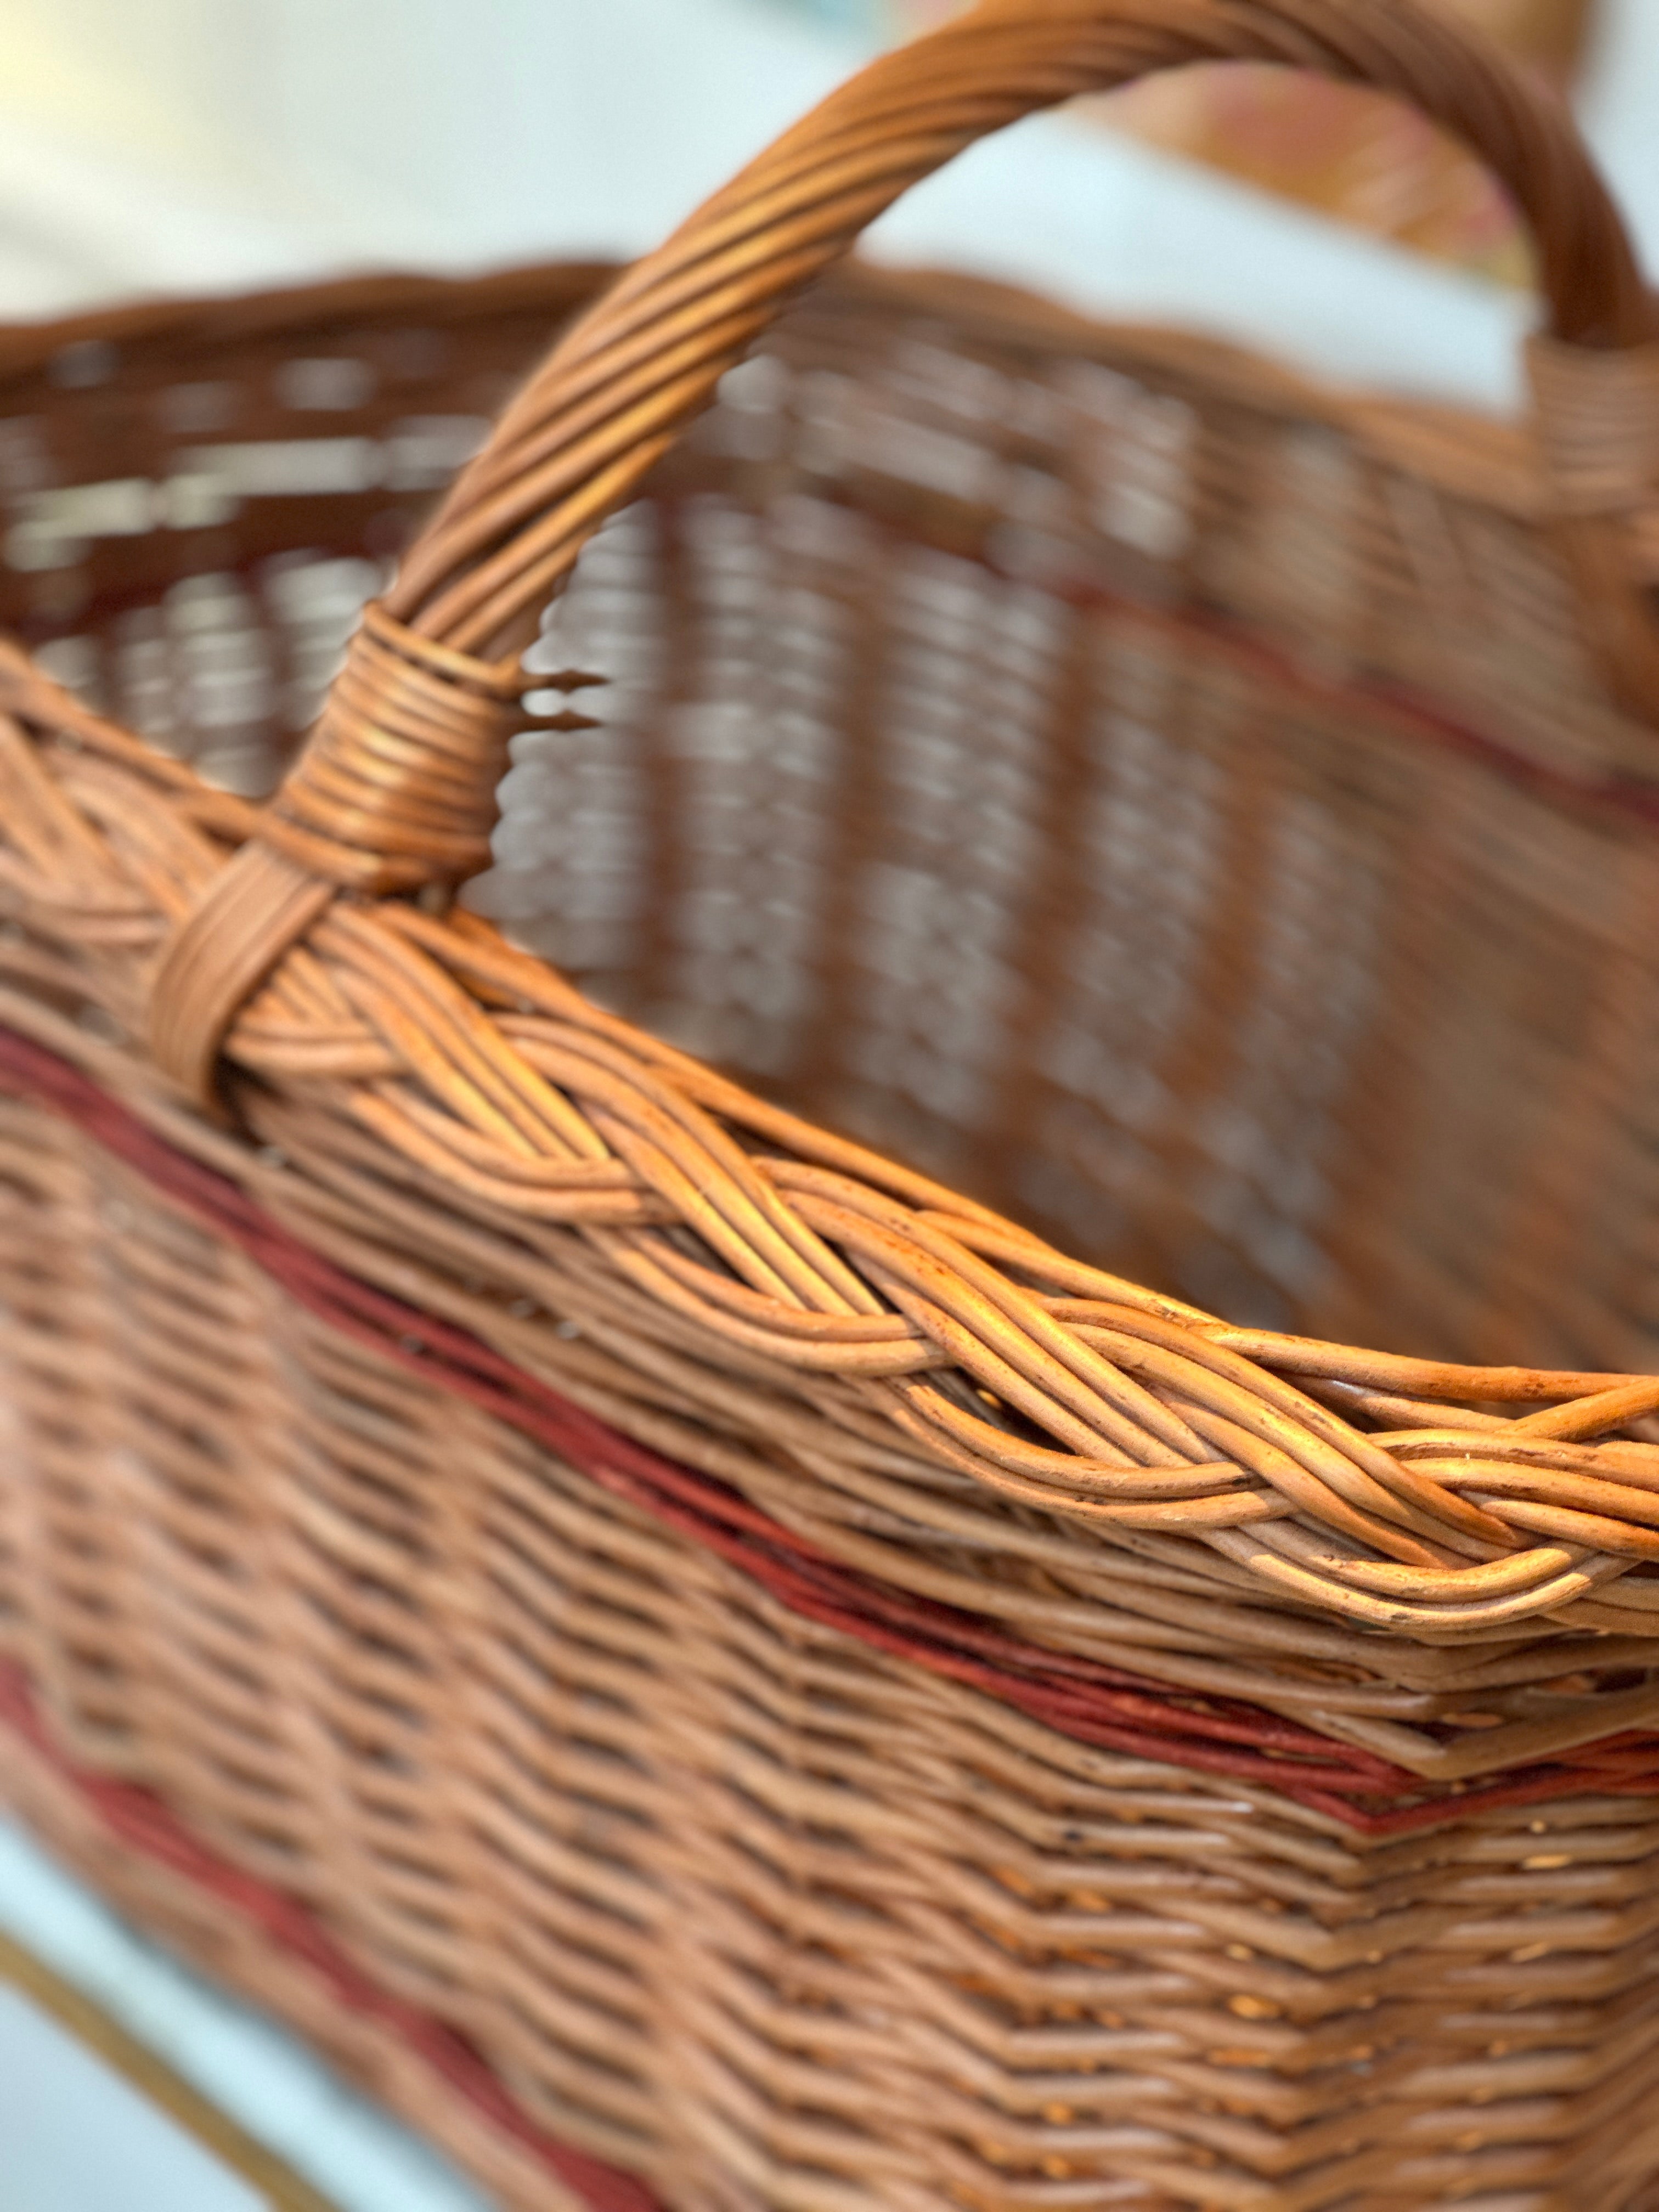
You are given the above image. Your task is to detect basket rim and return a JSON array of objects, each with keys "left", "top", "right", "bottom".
[
  {"left": 0, "top": 253, "right": 1545, "bottom": 522},
  {"left": 2, "top": 623, "right": 1657, "bottom": 1644},
  {"left": 0, "top": 258, "right": 621, "bottom": 373},
  {"left": 3, "top": 230, "right": 1657, "bottom": 1645}
]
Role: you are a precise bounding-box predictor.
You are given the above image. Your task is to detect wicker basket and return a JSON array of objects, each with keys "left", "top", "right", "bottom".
[{"left": 7, "top": 4, "right": 1659, "bottom": 2207}]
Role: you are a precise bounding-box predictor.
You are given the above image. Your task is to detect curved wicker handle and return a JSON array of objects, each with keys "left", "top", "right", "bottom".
[
  {"left": 389, "top": 0, "right": 1653, "bottom": 656},
  {"left": 151, "top": 0, "right": 1659, "bottom": 1097}
]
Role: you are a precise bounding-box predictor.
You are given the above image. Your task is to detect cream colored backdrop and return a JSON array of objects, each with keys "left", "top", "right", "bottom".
[{"left": 0, "top": 0, "right": 1651, "bottom": 409}]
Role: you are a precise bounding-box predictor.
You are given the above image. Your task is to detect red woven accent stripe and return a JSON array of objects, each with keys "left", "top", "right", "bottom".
[
  {"left": 795, "top": 481, "right": 1659, "bottom": 841},
  {"left": 0, "top": 1660, "right": 662, "bottom": 2212},
  {"left": 3, "top": 1022, "right": 1659, "bottom": 1837},
  {"left": 637, "top": 484, "right": 1659, "bottom": 839}
]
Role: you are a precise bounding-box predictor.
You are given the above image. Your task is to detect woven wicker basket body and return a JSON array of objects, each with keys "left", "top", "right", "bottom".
[{"left": 6, "top": 6, "right": 1659, "bottom": 2208}]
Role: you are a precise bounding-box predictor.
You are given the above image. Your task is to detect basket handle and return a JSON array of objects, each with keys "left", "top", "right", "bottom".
[{"left": 151, "top": 0, "right": 1659, "bottom": 1098}]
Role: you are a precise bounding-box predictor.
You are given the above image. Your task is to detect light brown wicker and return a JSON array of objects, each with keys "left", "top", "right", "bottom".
[{"left": 6, "top": 3, "right": 1659, "bottom": 2207}]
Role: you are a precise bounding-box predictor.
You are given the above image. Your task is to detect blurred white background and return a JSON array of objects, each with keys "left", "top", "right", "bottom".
[{"left": 0, "top": 0, "right": 1652, "bottom": 409}]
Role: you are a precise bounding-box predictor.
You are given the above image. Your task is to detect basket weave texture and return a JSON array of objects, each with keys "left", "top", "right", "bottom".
[{"left": 7, "top": 4, "right": 1659, "bottom": 2207}]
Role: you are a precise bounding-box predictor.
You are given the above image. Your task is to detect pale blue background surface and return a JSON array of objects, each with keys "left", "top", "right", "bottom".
[
  {"left": 0, "top": 1823, "right": 491, "bottom": 2212},
  {"left": 0, "top": 1983, "right": 266, "bottom": 2212}
]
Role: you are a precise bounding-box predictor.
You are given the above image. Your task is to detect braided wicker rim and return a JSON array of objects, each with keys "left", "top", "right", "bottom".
[
  {"left": 61, "top": 0, "right": 1659, "bottom": 1638},
  {"left": 10, "top": 1015, "right": 1659, "bottom": 1826}
]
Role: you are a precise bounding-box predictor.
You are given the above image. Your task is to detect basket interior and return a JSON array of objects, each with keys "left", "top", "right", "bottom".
[{"left": 4, "top": 263, "right": 1657, "bottom": 1374}]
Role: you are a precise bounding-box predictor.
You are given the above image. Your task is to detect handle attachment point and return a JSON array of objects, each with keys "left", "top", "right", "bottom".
[
  {"left": 148, "top": 605, "right": 541, "bottom": 1104},
  {"left": 1529, "top": 332, "right": 1659, "bottom": 720},
  {"left": 270, "top": 603, "right": 530, "bottom": 894}
]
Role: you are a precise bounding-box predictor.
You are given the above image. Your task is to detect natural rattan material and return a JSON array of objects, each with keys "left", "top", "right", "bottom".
[
  {"left": 9, "top": 1051, "right": 1659, "bottom": 2211},
  {"left": 5, "top": 1, "right": 1659, "bottom": 2205}
]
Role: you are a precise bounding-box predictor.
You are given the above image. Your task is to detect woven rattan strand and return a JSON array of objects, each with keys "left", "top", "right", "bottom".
[{"left": 4, "top": 3, "right": 1659, "bottom": 2207}]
